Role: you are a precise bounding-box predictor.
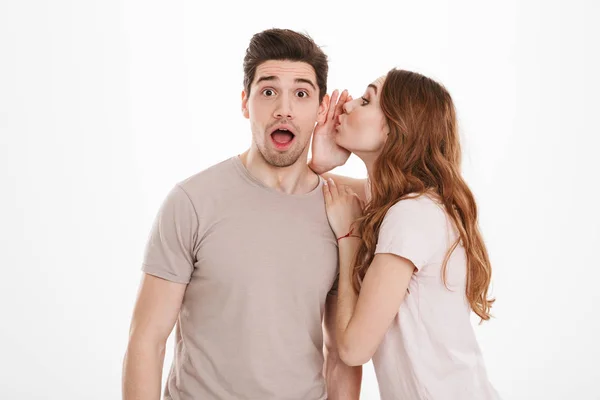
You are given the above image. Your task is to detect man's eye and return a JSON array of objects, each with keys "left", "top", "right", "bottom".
[
  {"left": 262, "top": 89, "right": 275, "bottom": 96},
  {"left": 296, "top": 90, "right": 309, "bottom": 98}
]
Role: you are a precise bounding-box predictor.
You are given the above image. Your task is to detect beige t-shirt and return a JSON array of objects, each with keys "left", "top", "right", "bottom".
[
  {"left": 141, "top": 156, "right": 339, "bottom": 400},
  {"left": 372, "top": 194, "right": 501, "bottom": 400}
]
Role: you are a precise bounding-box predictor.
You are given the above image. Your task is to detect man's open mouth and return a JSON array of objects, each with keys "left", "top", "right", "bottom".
[{"left": 270, "top": 126, "right": 296, "bottom": 149}]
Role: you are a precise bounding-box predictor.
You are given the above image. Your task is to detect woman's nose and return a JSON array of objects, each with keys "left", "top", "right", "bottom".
[{"left": 343, "top": 101, "right": 352, "bottom": 114}]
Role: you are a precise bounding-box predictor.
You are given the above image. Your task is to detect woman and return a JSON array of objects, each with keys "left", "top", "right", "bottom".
[{"left": 320, "top": 69, "right": 501, "bottom": 399}]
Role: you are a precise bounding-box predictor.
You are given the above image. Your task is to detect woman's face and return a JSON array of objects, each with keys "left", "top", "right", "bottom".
[{"left": 335, "top": 76, "right": 389, "bottom": 155}]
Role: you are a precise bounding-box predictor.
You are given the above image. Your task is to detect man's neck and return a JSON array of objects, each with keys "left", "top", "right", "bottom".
[{"left": 239, "top": 148, "right": 319, "bottom": 195}]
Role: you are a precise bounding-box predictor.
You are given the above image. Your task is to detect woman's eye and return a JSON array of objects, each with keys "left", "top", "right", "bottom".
[{"left": 361, "top": 96, "right": 369, "bottom": 105}]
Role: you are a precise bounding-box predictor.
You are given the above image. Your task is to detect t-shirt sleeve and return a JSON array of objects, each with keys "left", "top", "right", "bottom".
[
  {"left": 141, "top": 184, "right": 199, "bottom": 284},
  {"left": 374, "top": 198, "right": 445, "bottom": 271}
]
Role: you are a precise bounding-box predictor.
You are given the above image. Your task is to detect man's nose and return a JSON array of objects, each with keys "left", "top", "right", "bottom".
[{"left": 274, "top": 95, "right": 294, "bottom": 119}]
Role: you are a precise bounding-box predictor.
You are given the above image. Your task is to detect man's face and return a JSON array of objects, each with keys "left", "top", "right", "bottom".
[{"left": 242, "top": 60, "right": 326, "bottom": 167}]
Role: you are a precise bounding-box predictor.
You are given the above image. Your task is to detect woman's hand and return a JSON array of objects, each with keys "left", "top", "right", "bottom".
[
  {"left": 323, "top": 178, "right": 365, "bottom": 238},
  {"left": 309, "top": 89, "right": 352, "bottom": 174}
]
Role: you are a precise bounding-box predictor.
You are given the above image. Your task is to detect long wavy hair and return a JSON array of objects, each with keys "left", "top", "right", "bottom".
[{"left": 353, "top": 69, "right": 495, "bottom": 321}]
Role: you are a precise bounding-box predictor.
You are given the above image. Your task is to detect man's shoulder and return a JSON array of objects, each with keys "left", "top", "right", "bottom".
[
  {"left": 163, "top": 156, "right": 242, "bottom": 211},
  {"left": 176, "top": 156, "right": 238, "bottom": 193}
]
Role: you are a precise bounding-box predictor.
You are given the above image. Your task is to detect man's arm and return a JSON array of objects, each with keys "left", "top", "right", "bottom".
[
  {"left": 323, "top": 293, "right": 362, "bottom": 399},
  {"left": 122, "top": 273, "right": 187, "bottom": 400}
]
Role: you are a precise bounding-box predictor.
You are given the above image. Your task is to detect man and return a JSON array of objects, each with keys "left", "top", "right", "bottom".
[{"left": 122, "top": 28, "right": 362, "bottom": 400}]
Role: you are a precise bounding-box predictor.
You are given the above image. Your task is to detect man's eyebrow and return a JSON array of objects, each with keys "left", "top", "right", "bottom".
[
  {"left": 368, "top": 84, "right": 378, "bottom": 94},
  {"left": 255, "top": 76, "right": 317, "bottom": 91},
  {"left": 256, "top": 75, "right": 278, "bottom": 85},
  {"left": 295, "top": 78, "right": 316, "bottom": 90}
]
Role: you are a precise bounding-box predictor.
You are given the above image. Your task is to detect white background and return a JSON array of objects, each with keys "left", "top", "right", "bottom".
[{"left": 1, "top": 0, "right": 599, "bottom": 399}]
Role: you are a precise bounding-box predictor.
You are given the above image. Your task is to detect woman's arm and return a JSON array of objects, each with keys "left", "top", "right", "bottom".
[
  {"left": 335, "top": 247, "right": 415, "bottom": 366},
  {"left": 322, "top": 177, "right": 416, "bottom": 366}
]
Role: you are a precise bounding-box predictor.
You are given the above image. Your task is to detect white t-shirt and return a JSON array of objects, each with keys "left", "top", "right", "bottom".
[{"left": 371, "top": 194, "right": 501, "bottom": 400}]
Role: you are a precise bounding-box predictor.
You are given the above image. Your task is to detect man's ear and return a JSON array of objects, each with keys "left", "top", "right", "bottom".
[
  {"left": 317, "top": 94, "right": 330, "bottom": 125},
  {"left": 241, "top": 90, "right": 250, "bottom": 119}
]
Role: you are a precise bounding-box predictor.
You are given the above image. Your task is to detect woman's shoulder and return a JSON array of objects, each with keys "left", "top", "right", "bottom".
[
  {"left": 385, "top": 192, "right": 447, "bottom": 224},
  {"left": 376, "top": 192, "right": 452, "bottom": 269}
]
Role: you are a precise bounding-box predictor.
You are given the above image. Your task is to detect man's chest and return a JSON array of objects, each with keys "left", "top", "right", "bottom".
[{"left": 192, "top": 204, "right": 339, "bottom": 294}]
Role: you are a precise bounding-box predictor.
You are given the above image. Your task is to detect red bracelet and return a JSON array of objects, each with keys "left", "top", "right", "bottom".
[{"left": 337, "top": 228, "right": 360, "bottom": 241}]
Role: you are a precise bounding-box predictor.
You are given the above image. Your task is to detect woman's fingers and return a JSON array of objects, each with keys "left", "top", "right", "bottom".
[
  {"left": 334, "top": 89, "right": 348, "bottom": 119},
  {"left": 323, "top": 179, "right": 332, "bottom": 206},
  {"left": 329, "top": 178, "right": 341, "bottom": 200},
  {"left": 326, "top": 89, "right": 339, "bottom": 123}
]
